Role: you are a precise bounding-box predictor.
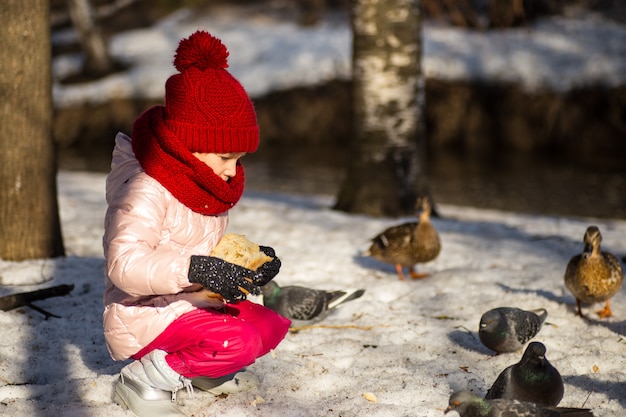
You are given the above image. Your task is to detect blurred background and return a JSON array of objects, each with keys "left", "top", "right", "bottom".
[{"left": 51, "top": 0, "right": 626, "bottom": 219}]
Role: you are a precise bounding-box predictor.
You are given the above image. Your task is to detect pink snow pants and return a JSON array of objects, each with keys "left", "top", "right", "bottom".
[{"left": 132, "top": 301, "right": 291, "bottom": 378}]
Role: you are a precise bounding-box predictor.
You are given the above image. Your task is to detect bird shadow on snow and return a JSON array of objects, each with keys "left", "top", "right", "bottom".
[
  {"left": 566, "top": 374, "right": 626, "bottom": 410},
  {"left": 496, "top": 283, "right": 572, "bottom": 308},
  {"left": 446, "top": 328, "right": 494, "bottom": 355},
  {"left": 584, "top": 315, "right": 626, "bottom": 337},
  {"left": 352, "top": 252, "right": 401, "bottom": 276}
]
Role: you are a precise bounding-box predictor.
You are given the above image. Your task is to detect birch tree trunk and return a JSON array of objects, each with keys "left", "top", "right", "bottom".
[
  {"left": 334, "top": 0, "right": 430, "bottom": 217},
  {"left": 0, "top": 0, "right": 65, "bottom": 261}
]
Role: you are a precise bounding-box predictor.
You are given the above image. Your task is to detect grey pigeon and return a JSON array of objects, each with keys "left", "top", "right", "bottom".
[
  {"left": 479, "top": 307, "right": 548, "bottom": 353},
  {"left": 446, "top": 390, "right": 594, "bottom": 417},
  {"left": 261, "top": 281, "right": 365, "bottom": 327},
  {"left": 485, "top": 342, "right": 564, "bottom": 406}
]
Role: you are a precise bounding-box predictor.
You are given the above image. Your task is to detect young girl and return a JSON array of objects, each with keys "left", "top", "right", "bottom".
[{"left": 102, "top": 31, "right": 291, "bottom": 417}]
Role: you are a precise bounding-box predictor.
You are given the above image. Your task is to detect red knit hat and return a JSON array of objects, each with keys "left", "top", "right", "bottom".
[{"left": 164, "top": 31, "right": 259, "bottom": 153}]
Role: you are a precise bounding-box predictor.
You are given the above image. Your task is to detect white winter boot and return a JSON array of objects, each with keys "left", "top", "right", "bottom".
[
  {"left": 191, "top": 370, "right": 259, "bottom": 395},
  {"left": 113, "top": 350, "right": 192, "bottom": 417}
]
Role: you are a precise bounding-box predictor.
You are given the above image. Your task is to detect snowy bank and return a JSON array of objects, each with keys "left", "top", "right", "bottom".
[{"left": 52, "top": 6, "right": 626, "bottom": 108}]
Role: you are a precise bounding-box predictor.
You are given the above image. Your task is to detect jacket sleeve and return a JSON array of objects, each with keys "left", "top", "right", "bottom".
[{"left": 103, "top": 173, "right": 194, "bottom": 297}]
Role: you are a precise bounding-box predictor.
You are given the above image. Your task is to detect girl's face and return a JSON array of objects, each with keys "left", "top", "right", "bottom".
[{"left": 193, "top": 152, "right": 246, "bottom": 182}]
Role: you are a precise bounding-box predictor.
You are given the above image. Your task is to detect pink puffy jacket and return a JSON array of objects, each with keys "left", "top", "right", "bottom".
[{"left": 103, "top": 133, "right": 228, "bottom": 361}]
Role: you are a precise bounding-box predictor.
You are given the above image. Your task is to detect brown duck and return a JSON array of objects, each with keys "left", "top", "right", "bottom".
[
  {"left": 564, "top": 225, "right": 623, "bottom": 319},
  {"left": 364, "top": 197, "right": 441, "bottom": 280}
]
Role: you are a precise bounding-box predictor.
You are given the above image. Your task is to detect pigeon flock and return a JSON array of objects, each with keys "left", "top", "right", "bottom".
[
  {"left": 449, "top": 225, "right": 623, "bottom": 416},
  {"left": 260, "top": 214, "right": 623, "bottom": 416}
]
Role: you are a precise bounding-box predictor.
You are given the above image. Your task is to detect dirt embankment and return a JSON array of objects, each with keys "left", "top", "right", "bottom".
[{"left": 54, "top": 79, "right": 626, "bottom": 170}]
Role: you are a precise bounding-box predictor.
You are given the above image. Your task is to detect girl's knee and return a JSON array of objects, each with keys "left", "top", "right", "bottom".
[{"left": 232, "top": 327, "right": 264, "bottom": 360}]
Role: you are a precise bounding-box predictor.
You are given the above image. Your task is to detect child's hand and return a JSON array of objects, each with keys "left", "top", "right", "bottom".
[
  {"left": 188, "top": 255, "right": 260, "bottom": 303},
  {"left": 253, "top": 246, "right": 281, "bottom": 286}
]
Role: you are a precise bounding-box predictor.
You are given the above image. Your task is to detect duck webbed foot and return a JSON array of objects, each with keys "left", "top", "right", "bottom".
[
  {"left": 596, "top": 300, "right": 614, "bottom": 319},
  {"left": 409, "top": 268, "right": 429, "bottom": 280}
]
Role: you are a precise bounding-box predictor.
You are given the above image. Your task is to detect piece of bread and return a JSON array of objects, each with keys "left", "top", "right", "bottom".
[{"left": 210, "top": 234, "right": 273, "bottom": 271}]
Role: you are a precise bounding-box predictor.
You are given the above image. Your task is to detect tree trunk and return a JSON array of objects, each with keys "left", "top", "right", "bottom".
[
  {"left": 67, "top": 0, "right": 113, "bottom": 75},
  {"left": 0, "top": 0, "right": 65, "bottom": 261},
  {"left": 335, "top": 0, "right": 429, "bottom": 217}
]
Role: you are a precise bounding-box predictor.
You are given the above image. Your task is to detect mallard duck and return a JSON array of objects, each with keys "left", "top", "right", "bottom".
[
  {"left": 363, "top": 197, "right": 441, "bottom": 280},
  {"left": 564, "top": 225, "right": 623, "bottom": 319}
]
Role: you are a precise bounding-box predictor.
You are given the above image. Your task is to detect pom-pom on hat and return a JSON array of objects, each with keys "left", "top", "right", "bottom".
[{"left": 164, "top": 31, "right": 259, "bottom": 153}]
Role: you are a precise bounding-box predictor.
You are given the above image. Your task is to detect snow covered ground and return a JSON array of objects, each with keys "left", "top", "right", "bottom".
[
  {"left": 0, "top": 171, "right": 624, "bottom": 416},
  {"left": 0, "top": 4, "right": 624, "bottom": 417}
]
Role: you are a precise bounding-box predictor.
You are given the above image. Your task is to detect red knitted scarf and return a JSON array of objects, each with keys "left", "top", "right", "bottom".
[{"left": 131, "top": 106, "right": 245, "bottom": 215}]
